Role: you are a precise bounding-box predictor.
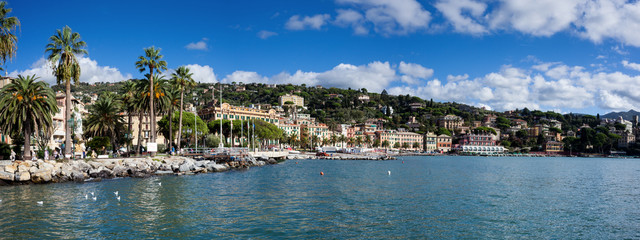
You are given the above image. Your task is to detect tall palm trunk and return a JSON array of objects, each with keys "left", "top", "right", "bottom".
[
  {"left": 137, "top": 111, "right": 143, "bottom": 155},
  {"left": 65, "top": 79, "right": 72, "bottom": 159},
  {"left": 168, "top": 106, "right": 173, "bottom": 153},
  {"left": 24, "top": 124, "right": 32, "bottom": 160},
  {"left": 127, "top": 113, "right": 132, "bottom": 151},
  {"left": 149, "top": 67, "right": 156, "bottom": 157},
  {"left": 177, "top": 89, "right": 184, "bottom": 152}
]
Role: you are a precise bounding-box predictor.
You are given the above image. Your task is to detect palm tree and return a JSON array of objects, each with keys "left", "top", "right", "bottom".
[
  {"left": 339, "top": 135, "right": 347, "bottom": 148},
  {"left": 0, "top": 1, "right": 20, "bottom": 74},
  {"left": 170, "top": 66, "right": 195, "bottom": 153},
  {"left": 84, "top": 94, "right": 125, "bottom": 151},
  {"left": 45, "top": 26, "right": 87, "bottom": 158},
  {"left": 133, "top": 75, "right": 169, "bottom": 154},
  {"left": 120, "top": 80, "right": 136, "bottom": 151},
  {"left": 135, "top": 46, "right": 167, "bottom": 156},
  {"left": 164, "top": 87, "right": 180, "bottom": 153},
  {"left": 0, "top": 75, "right": 58, "bottom": 160}
]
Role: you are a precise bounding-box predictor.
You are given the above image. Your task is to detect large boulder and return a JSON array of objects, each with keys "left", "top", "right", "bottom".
[
  {"left": 60, "top": 163, "right": 72, "bottom": 177},
  {"left": 178, "top": 162, "right": 194, "bottom": 172},
  {"left": 71, "top": 171, "right": 85, "bottom": 182},
  {"left": 39, "top": 162, "right": 55, "bottom": 171},
  {"left": 0, "top": 171, "right": 14, "bottom": 181},
  {"left": 112, "top": 164, "right": 128, "bottom": 177},
  {"left": 31, "top": 169, "right": 52, "bottom": 183},
  {"left": 206, "top": 163, "right": 229, "bottom": 172},
  {"left": 88, "top": 161, "right": 104, "bottom": 169},
  {"left": 89, "top": 166, "right": 113, "bottom": 179},
  {"left": 73, "top": 161, "right": 92, "bottom": 173},
  {"left": 4, "top": 164, "right": 16, "bottom": 173},
  {"left": 17, "top": 163, "right": 30, "bottom": 173},
  {"left": 15, "top": 171, "right": 31, "bottom": 181}
]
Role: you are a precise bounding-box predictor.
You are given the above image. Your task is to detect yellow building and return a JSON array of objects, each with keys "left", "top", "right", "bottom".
[
  {"left": 375, "top": 130, "right": 423, "bottom": 150},
  {"left": 199, "top": 102, "right": 280, "bottom": 124},
  {"left": 425, "top": 132, "right": 437, "bottom": 152},
  {"left": 279, "top": 94, "right": 304, "bottom": 107},
  {"left": 129, "top": 114, "right": 167, "bottom": 149},
  {"left": 279, "top": 122, "right": 301, "bottom": 139},
  {"left": 438, "top": 115, "right": 463, "bottom": 130},
  {"left": 307, "top": 123, "right": 330, "bottom": 140},
  {"left": 49, "top": 93, "right": 88, "bottom": 152}
]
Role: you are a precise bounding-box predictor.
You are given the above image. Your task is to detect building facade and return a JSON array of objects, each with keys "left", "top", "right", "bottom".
[
  {"left": 543, "top": 141, "right": 564, "bottom": 153},
  {"left": 438, "top": 115, "right": 463, "bottom": 130},
  {"left": 278, "top": 94, "right": 304, "bottom": 107},
  {"left": 375, "top": 130, "right": 423, "bottom": 150},
  {"left": 436, "top": 134, "right": 452, "bottom": 152},
  {"left": 425, "top": 132, "right": 437, "bottom": 152},
  {"left": 199, "top": 102, "right": 280, "bottom": 125},
  {"left": 458, "top": 133, "right": 505, "bottom": 154}
]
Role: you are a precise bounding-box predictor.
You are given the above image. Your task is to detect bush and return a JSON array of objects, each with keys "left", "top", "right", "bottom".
[
  {"left": 0, "top": 143, "right": 10, "bottom": 160},
  {"left": 87, "top": 136, "right": 111, "bottom": 154}
]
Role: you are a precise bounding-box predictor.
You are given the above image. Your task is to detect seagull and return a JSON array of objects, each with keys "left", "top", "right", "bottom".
[
  {"left": 37, "top": 201, "right": 43, "bottom": 205},
  {"left": 85, "top": 194, "right": 88, "bottom": 200},
  {"left": 117, "top": 196, "right": 121, "bottom": 201},
  {"left": 91, "top": 192, "right": 95, "bottom": 196},
  {"left": 92, "top": 196, "right": 97, "bottom": 201},
  {"left": 158, "top": 182, "right": 161, "bottom": 186},
  {"left": 114, "top": 191, "right": 119, "bottom": 196},
  {"left": 388, "top": 170, "right": 391, "bottom": 175}
]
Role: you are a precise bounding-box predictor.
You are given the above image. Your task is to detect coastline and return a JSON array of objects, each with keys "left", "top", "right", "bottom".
[{"left": 0, "top": 156, "right": 277, "bottom": 186}]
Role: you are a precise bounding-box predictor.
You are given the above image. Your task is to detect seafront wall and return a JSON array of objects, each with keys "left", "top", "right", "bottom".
[{"left": 0, "top": 156, "right": 274, "bottom": 186}]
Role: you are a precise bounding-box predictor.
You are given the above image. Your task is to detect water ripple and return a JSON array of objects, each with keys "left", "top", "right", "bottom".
[{"left": 1, "top": 157, "right": 640, "bottom": 239}]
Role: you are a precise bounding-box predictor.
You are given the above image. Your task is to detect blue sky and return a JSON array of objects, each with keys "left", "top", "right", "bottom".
[{"left": 6, "top": 0, "right": 640, "bottom": 115}]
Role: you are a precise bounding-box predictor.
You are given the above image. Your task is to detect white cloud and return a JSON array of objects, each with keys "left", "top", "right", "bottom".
[
  {"left": 336, "top": 0, "right": 432, "bottom": 35},
  {"left": 622, "top": 60, "right": 640, "bottom": 72},
  {"left": 446, "top": 74, "right": 469, "bottom": 82},
  {"left": 285, "top": 14, "right": 331, "bottom": 30},
  {"left": 257, "top": 30, "right": 278, "bottom": 39},
  {"left": 9, "top": 56, "right": 132, "bottom": 85},
  {"left": 222, "top": 71, "right": 269, "bottom": 84},
  {"left": 398, "top": 61, "right": 433, "bottom": 84},
  {"left": 335, "top": 9, "right": 369, "bottom": 35},
  {"left": 185, "top": 38, "right": 209, "bottom": 51},
  {"left": 489, "top": 0, "right": 580, "bottom": 36},
  {"left": 435, "top": 0, "right": 488, "bottom": 35},
  {"left": 184, "top": 64, "right": 217, "bottom": 83},
  {"left": 578, "top": 0, "right": 640, "bottom": 46},
  {"left": 221, "top": 61, "right": 397, "bottom": 92},
  {"left": 389, "top": 59, "right": 640, "bottom": 113}
]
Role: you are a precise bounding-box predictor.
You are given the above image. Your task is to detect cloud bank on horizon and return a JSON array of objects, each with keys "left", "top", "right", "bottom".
[
  {"left": 12, "top": 55, "right": 640, "bottom": 114},
  {"left": 289, "top": 0, "right": 640, "bottom": 47}
]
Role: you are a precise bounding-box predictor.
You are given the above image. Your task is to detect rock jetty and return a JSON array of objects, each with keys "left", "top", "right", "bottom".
[{"left": 0, "top": 156, "right": 272, "bottom": 186}]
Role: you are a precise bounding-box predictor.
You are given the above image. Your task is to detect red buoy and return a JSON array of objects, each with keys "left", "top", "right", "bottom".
[
  {"left": 320, "top": 172, "right": 324, "bottom": 175},
  {"left": 402, "top": 161, "right": 405, "bottom": 163}
]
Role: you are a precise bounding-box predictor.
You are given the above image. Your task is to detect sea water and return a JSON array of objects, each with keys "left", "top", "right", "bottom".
[{"left": 1, "top": 156, "right": 639, "bottom": 239}]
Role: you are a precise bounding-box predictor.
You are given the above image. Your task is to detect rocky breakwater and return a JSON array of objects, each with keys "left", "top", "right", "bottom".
[{"left": 0, "top": 156, "right": 271, "bottom": 186}]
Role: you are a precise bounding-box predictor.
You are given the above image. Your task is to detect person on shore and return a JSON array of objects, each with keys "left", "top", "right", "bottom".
[
  {"left": 91, "top": 150, "right": 97, "bottom": 158},
  {"left": 10, "top": 149, "right": 15, "bottom": 161},
  {"left": 44, "top": 149, "right": 49, "bottom": 160}
]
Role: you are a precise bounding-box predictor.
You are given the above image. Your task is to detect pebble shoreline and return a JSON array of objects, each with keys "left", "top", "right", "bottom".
[{"left": 0, "top": 156, "right": 276, "bottom": 186}]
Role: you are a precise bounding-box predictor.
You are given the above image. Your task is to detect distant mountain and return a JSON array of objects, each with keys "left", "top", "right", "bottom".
[{"left": 601, "top": 109, "right": 640, "bottom": 121}]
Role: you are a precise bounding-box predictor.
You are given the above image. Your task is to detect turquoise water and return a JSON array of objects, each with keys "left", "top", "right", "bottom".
[{"left": 1, "top": 156, "right": 640, "bottom": 239}]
